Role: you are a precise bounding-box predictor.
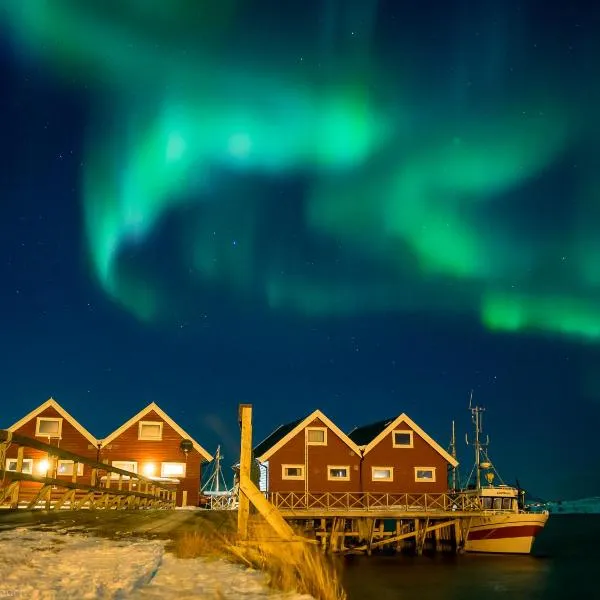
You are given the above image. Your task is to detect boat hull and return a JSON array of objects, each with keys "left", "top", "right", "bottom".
[{"left": 465, "top": 512, "right": 549, "bottom": 554}]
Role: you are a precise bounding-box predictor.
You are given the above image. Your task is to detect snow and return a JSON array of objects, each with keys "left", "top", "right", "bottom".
[
  {"left": 545, "top": 496, "right": 600, "bottom": 514},
  {"left": 0, "top": 527, "right": 314, "bottom": 600}
]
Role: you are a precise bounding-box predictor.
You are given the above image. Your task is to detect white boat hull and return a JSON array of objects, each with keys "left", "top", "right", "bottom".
[{"left": 465, "top": 512, "right": 549, "bottom": 554}]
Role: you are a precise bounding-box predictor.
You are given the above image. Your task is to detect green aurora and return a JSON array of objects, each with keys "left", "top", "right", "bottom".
[{"left": 3, "top": 1, "right": 599, "bottom": 341}]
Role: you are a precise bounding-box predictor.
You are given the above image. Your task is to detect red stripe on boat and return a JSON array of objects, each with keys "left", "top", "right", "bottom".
[{"left": 468, "top": 525, "right": 543, "bottom": 541}]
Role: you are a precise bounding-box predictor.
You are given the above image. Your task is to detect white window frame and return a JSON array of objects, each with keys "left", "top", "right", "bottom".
[
  {"left": 414, "top": 467, "right": 436, "bottom": 482},
  {"left": 35, "top": 417, "right": 63, "bottom": 438},
  {"left": 306, "top": 427, "right": 327, "bottom": 446},
  {"left": 138, "top": 420, "right": 163, "bottom": 441},
  {"left": 160, "top": 462, "right": 187, "bottom": 478},
  {"left": 371, "top": 466, "right": 394, "bottom": 482},
  {"left": 281, "top": 464, "right": 305, "bottom": 480},
  {"left": 392, "top": 429, "right": 414, "bottom": 448},
  {"left": 57, "top": 460, "right": 84, "bottom": 477},
  {"left": 111, "top": 460, "right": 138, "bottom": 479},
  {"left": 327, "top": 465, "right": 350, "bottom": 481},
  {"left": 5, "top": 458, "right": 33, "bottom": 474}
]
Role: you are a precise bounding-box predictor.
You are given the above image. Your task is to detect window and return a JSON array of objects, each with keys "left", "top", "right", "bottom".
[
  {"left": 111, "top": 461, "right": 138, "bottom": 478},
  {"left": 306, "top": 427, "right": 327, "bottom": 445},
  {"left": 35, "top": 417, "right": 62, "bottom": 438},
  {"left": 414, "top": 467, "right": 436, "bottom": 482},
  {"left": 161, "top": 462, "right": 186, "bottom": 478},
  {"left": 138, "top": 421, "right": 163, "bottom": 440},
  {"left": 371, "top": 467, "right": 393, "bottom": 482},
  {"left": 327, "top": 466, "right": 350, "bottom": 481},
  {"left": 5, "top": 458, "right": 33, "bottom": 474},
  {"left": 281, "top": 464, "right": 305, "bottom": 480},
  {"left": 392, "top": 429, "right": 413, "bottom": 448},
  {"left": 57, "top": 460, "right": 84, "bottom": 477}
]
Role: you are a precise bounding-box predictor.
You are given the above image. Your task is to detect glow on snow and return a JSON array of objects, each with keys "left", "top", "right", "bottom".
[{"left": 2, "top": 1, "right": 599, "bottom": 341}]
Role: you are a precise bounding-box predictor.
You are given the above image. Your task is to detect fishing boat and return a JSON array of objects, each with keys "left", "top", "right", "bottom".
[
  {"left": 199, "top": 446, "right": 237, "bottom": 509},
  {"left": 453, "top": 397, "right": 549, "bottom": 554}
]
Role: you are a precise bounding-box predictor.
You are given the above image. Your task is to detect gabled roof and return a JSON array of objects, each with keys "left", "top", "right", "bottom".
[
  {"left": 101, "top": 402, "right": 213, "bottom": 461},
  {"left": 253, "top": 417, "right": 303, "bottom": 459},
  {"left": 255, "top": 409, "right": 362, "bottom": 462},
  {"left": 348, "top": 417, "right": 395, "bottom": 446},
  {"left": 349, "top": 413, "right": 459, "bottom": 467},
  {"left": 7, "top": 397, "right": 98, "bottom": 446}
]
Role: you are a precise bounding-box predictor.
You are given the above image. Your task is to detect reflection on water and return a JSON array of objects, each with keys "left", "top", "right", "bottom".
[{"left": 342, "top": 515, "right": 596, "bottom": 600}]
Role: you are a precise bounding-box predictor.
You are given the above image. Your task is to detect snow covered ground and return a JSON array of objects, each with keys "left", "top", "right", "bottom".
[{"left": 0, "top": 527, "right": 313, "bottom": 599}]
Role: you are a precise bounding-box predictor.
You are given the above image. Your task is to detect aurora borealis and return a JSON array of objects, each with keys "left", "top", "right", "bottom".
[
  {"left": 2, "top": 1, "right": 600, "bottom": 501},
  {"left": 3, "top": 0, "right": 599, "bottom": 340}
]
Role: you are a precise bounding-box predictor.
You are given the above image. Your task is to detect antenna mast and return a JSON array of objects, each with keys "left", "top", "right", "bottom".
[{"left": 465, "top": 391, "right": 489, "bottom": 491}]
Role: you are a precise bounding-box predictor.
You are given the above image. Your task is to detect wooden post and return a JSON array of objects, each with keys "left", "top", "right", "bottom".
[
  {"left": 182, "top": 490, "right": 187, "bottom": 507},
  {"left": 237, "top": 404, "right": 253, "bottom": 539},
  {"left": 10, "top": 446, "right": 24, "bottom": 508}
]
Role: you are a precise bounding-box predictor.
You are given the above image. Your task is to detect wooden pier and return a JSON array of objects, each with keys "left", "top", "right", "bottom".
[
  {"left": 0, "top": 430, "right": 176, "bottom": 510},
  {"left": 264, "top": 491, "right": 477, "bottom": 554}
]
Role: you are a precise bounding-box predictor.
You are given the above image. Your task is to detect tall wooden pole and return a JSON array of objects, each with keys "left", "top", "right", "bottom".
[{"left": 237, "top": 403, "right": 252, "bottom": 539}]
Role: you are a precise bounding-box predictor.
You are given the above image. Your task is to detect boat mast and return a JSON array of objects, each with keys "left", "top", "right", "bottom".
[
  {"left": 449, "top": 420, "right": 457, "bottom": 490},
  {"left": 214, "top": 446, "right": 221, "bottom": 493},
  {"left": 465, "top": 391, "right": 488, "bottom": 492}
]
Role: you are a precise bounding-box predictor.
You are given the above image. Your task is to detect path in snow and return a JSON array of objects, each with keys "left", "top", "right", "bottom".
[{"left": 0, "top": 527, "right": 313, "bottom": 599}]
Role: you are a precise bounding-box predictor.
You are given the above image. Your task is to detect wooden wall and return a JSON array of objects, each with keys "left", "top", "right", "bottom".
[{"left": 99, "top": 409, "right": 202, "bottom": 507}]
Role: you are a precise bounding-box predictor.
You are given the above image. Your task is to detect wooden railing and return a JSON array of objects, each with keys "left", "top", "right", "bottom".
[
  {"left": 269, "top": 491, "right": 483, "bottom": 513},
  {"left": 0, "top": 430, "right": 176, "bottom": 510}
]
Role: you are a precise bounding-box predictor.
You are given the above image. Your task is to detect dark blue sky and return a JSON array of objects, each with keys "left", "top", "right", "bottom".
[{"left": 1, "top": 1, "right": 600, "bottom": 501}]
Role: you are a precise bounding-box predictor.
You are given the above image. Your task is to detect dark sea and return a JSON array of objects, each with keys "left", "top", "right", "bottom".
[{"left": 342, "top": 515, "right": 596, "bottom": 600}]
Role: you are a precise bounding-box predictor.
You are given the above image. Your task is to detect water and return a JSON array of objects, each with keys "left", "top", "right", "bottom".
[{"left": 342, "top": 515, "right": 596, "bottom": 599}]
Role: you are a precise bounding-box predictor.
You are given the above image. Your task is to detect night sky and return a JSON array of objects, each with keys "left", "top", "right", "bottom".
[{"left": 1, "top": 0, "right": 599, "bottom": 501}]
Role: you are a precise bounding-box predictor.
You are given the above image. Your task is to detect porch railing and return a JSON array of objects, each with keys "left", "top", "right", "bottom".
[
  {"left": 0, "top": 430, "right": 177, "bottom": 510},
  {"left": 269, "top": 491, "right": 483, "bottom": 512}
]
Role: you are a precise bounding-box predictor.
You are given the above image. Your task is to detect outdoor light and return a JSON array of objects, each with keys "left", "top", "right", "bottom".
[
  {"left": 143, "top": 463, "right": 156, "bottom": 477},
  {"left": 37, "top": 459, "right": 49, "bottom": 474}
]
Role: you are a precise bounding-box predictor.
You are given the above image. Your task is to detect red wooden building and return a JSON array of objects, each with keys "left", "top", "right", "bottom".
[
  {"left": 348, "top": 413, "right": 459, "bottom": 493},
  {"left": 254, "top": 409, "right": 363, "bottom": 494},
  {"left": 4, "top": 397, "right": 99, "bottom": 484},
  {"left": 99, "top": 402, "right": 213, "bottom": 507}
]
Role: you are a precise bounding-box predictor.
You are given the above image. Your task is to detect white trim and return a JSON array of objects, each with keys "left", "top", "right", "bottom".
[
  {"left": 306, "top": 427, "right": 327, "bottom": 446},
  {"left": 138, "top": 421, "right": 163, "bottom": 441},
  {"left": 57, "top": 460, "right": 84, "bottom": 477},
  {"left": 361, "top": 413, "right": 459, "bottom": 467},
  {"left": 111, "top": 460, "right": 138, "bottom": 479},
  {"left": 327, "top": 465, "right": 350, "bottom": 481},
  {"left": 414, "top": 466, "right": 436, "bottom": 482},
  {"left": 281, "top": 464, "right": 305, "bottom": 480},
  {"left": 8, "top": 398, "right": 98, "bottom": 446},
  {"left": 35, "top": 416, "right": 62, "bottom": 438},
  {"left": 392, "top": 429, "right": 413, "bottom": 448},
  {"left": 161, "top": 462, "right": 186, "bottom": 478},
  {"left": 5, "top": 458, "right": 33, "bottom": 474},
  {"left": 101, "top": 402, "right": 213, "bottom": 461},
  {"left": 371, "top": 466, "right": 394, "bottom": 482},
  {"left": 257, "top": 410, "right": 362, "bottom": 462}
]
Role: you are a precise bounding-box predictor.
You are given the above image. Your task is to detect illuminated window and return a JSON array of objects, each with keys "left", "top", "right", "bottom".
[
  {"left": 111, "top": 461, "right": 138, "bottom": 478},
  {"left": 392, "top": 430, "right": 413, "bottom": 448},
  {"left": 327, "top": 466, "right": 350, "bottom": 481},
  {"left": 35, "top": 417, "right": 62, "bottom": 438},
  {"left": 57, "top": 460, "right": 84, "bottom": 477},
  {"left": 371, "top": 467, "right": 393, "bottom": 482},
  {"left": 281, "top": 464, "right": 305, "bottom": 480},
  {"left": 5, "top": 458, "right": 33, "bottom": 474},
  {"left": 414, "top": 467, "right": 436, "bottom": 482},
  {"left": 306, "top": 427, "right": 327, "bottom": 445},
  {"left": 161, "top": 462, "right": 186, "bottom": 477},
  {"left": 138, "top": 421, "right": 163, "bottom": 441}
]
